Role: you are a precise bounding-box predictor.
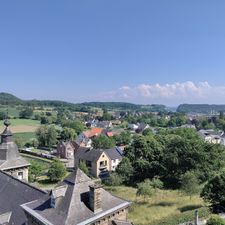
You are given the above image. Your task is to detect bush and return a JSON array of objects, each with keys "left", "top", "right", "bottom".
[
  {"left": 105, "top": 173, "right": 124, "bottom": 186},
  {"left": 206, "top": 215, "right": 225, "bottom": 225},
  {"left": 47, "top": 159, "right": 66, "bottom": 182}
]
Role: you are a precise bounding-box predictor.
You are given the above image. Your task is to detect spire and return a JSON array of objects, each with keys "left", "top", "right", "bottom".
[{"left": 1, "top": 118, "right": 13, "bottom": 143}]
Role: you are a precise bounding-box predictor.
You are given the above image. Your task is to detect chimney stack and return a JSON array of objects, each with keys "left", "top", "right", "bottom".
[{"left": 89, "top": 184, "right": 102, "bottom": 213}]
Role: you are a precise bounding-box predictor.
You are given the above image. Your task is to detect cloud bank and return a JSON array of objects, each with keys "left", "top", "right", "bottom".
[{"left": 96, "top": 81, "right": 225, "bottom": 105}]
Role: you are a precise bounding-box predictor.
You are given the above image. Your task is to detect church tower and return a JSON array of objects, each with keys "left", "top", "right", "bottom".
[{"left": 0, "top": 119, "right": 30, "bottom": 181}]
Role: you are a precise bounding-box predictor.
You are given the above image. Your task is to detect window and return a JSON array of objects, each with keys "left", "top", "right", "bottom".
[{"left": 18, "top": 172, "right": 23, "bottom": 180}]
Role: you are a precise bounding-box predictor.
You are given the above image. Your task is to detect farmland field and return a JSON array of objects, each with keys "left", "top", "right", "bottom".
[{"left": 0, "top": 119, "right": 40, "bottom": 133}]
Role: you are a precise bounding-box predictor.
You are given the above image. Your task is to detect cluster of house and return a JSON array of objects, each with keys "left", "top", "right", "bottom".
[
  {"left": 198, "top": 129, "right": 225, "bottom": 145},
  {"left": 128, "top": 123, "right": 150, "bottom": 133},
  {"left": 0, "top": 120, "right": 132, "bottom": 225}
]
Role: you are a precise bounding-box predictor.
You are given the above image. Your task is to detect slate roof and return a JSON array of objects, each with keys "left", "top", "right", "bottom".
[
  {"left": 22, "top": 168, "right": 130, "bottom": 225},
  {"left": 0, "top": 170, "right": 46, "bottom": 225},
  {"left": 75, "top": 147, "right": 104, "bottom": 162},
  {"left": 104, "top": 148, "right": 123, "bottom": 161}
]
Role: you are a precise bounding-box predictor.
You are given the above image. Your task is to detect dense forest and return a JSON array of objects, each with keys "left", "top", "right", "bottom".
[
  {"left": 0, "top": 92, "right": 167, "bottom": 112},
  {"left": 177, "top": 104, "right": 225, "bottom": 114}
]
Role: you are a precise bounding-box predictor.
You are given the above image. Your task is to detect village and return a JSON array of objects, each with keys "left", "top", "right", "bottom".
[{"left": 1, "top": 97, "right": 225, "bottom": 225}]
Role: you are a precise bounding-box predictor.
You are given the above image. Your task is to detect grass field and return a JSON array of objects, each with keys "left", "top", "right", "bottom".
[
  {"left": 0, "top": 119, "right": 40, "bottom": 133},
  {"left": 0, "top": 106, "right": 20, "bottom": 117},
  {"left": 14, "top": 132, "right": 36, "bottom": 143},
  {"left": 105, "top": 186, "right": 207, "bottom": 225}
]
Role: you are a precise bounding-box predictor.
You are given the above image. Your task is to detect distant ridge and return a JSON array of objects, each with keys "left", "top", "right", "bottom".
[
  {"left": 177, "top": 104, "right": 225, "bottom": 114},
  {"left": 0, "top": 92, "right": 167, "bottom": 112}
]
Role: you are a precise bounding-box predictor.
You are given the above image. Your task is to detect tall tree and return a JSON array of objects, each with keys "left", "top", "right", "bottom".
[
  {"left": 36, "top": 125, "right": 58, "bottom": 147},
  {"left": 61, "top": 127, "right": 77, "bottom": 141}
]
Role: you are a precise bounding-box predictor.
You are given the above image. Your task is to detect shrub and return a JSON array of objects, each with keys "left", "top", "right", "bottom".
[{"left": 206, "top": 215, "right": 225, "bottom": 225}]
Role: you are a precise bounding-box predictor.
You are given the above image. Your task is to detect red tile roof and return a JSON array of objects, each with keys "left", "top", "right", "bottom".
[{"left": 83, "top": 127, "right": 103, "bottom": 138}]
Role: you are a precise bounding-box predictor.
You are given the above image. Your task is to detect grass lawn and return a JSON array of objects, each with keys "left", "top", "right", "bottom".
[
  {"left": 21, "top": 153, "right": 52, "bottom": 165},
  {"left": 14, "top": 132, "right": 36, "bottom": 143},
  {"left": 105, "top": 186, "right": 208, "bottom": 225},
  {"left": 0, "top": 119, "right": 40, "bottom": 133}
]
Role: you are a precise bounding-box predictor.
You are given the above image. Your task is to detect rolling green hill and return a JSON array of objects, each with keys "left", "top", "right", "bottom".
[{"left": 0, "top": 92, "right": 167, "bottom": 112}]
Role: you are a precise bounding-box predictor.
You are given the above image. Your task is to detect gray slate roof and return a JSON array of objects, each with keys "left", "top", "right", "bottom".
[
  {"left": 0, "top": 170, "right": 46, "bottom": 225},
  {"left": 104, "top": 148, "right": 123, "bottom": 161},
  {"left": 22, "top": 168, "right": 130, "bottom": 225},
  {"left": 75, "top": 147, "right": 104, "bottom": 162}
]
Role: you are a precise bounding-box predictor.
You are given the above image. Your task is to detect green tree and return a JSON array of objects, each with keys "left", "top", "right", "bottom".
[
  {"left": 36, "top": 125, "right": 58, "bottom": 147},
  {"left": 92, "top": 135, "right": 115, "bottom": 149},
  {"left": 136, "top": 179, "right": 154, "bottom": 202},
  {"left": 180, "top": 171, "right": 200, "bottom": 199},
  {"left": 29, "top": 138, "right": 39, "bottom": 148},
  {"left": 29, "top": 161, "right": 45, "bottom": 182},
  {"left": 66, "top": 120, "right": 84, "bottom": 135},
  {"left": 116, "top": 157, "right": 134, "bottom": 184},
  {"left": 142, "top": 128, "right": 153, "bottom": 136},
  {"left": 206, "top": 215, "right": 225, "bottom": 225},
  {"left": 61, "top": 127, "right": 77, "bottom": 141},
  {"left": 19, "top": 107, "right": 33, "bottom": 119},
  {"left": 201, "top": 171, "right": 225, "bottom": 207},
  {"left": 114, "top": 131, "right": 131, "bottom": 145},
  {"left": 47, "top": 159, "right": 67, "bottom": 182}
]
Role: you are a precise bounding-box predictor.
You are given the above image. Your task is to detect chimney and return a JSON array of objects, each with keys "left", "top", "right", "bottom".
[{"left": 89, "top": 184, "right": 102, "bottom": 213}]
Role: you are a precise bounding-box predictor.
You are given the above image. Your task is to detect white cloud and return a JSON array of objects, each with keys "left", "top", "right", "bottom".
[{"left": 96, "top": 81, "right": 225, "bottom": 105}]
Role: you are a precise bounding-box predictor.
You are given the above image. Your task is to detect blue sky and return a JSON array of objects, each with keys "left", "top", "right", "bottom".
[{"left": 0, "top": 0, "right": 225, "bottom": 105}]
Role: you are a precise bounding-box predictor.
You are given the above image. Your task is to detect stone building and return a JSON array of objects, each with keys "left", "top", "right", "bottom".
[
  {"left": 75, "top": 147, "right": 111, "bottom": 177},
  {"left": 57, "top": 140, "right": 79, "bottom": 159},
  {"left": 0, "top": 119, "right": 30, "bottom": 181},
  {"left": 21, "top": 168, "right": 132, "bottom": 225}
]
